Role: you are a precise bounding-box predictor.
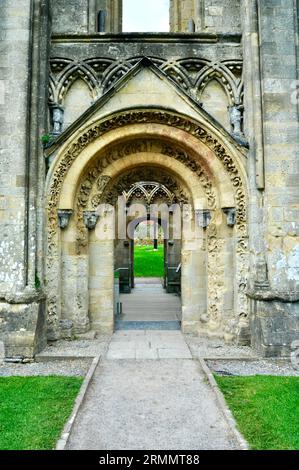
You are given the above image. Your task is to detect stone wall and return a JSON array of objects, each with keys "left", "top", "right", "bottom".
[
  {"left": 51, "top": 0, "right": 89, "bottom": 34},
  {"left": 49, "top": 35, "right": 242, "bottom": 131},
  {"left": 242, "top": 0, "right": 299, "bottom": 356},
  {"left": 0, "top": 0, "right": 50, "bottom": 360},
  {"left": 51, "top": 0, "right": 122, "bottom": 34},
  {"left": 170, "top": 0, "right": 241, "bottom": 33},
  {"left": 1, "top": 0, "right": 299, "bottom": 359}
]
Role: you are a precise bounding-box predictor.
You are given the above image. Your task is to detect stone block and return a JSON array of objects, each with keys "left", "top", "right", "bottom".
[{"left": 0, "top": 300, "right": 46, "bottom": 360}]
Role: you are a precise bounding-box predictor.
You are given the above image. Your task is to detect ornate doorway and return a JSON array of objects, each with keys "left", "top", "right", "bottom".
[{"left": 45, "top": 109, "right": 249, "bottom": 344}]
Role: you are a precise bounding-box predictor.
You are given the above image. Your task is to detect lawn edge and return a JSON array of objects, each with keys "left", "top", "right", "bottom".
[
  {"left": 55, "top": 355, "right": 101, "bottom": 450},
  {"left": 198, "top": 358, "right": 249, "bottom": 450}
]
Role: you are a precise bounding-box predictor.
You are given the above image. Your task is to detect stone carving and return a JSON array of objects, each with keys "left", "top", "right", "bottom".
[
  {"left": 235, "top": 237, "right": 250, "bottom": 342},
  {"left": 91, "top": 175, "right": 112, "bottom": 208},
  {"left": 83, "top": 211, "right": 100, "bottom": 230},
  {"left": 50, "top": 104, "right": 64, "bottom": 136},
  {"left": 50, "top": 57, "right": 243, "bottom": 107},
  {"left": 195, "top": 210, "right": 212, "bottom": 229},
  {"left": 46, "top": 109, "right": 248, "bottom": 333},
  {"left": 57, "top": 209, "right": 73, "bottom": 229},
  {"left": 229, "top": 104, "right": 243, "bottom": 136},
  {"left": 222, "top": 207, "right": 236, "bottom": 227},
  {"left": 206, "top": 224, "right": 225, "bottom": 330},
  {"left": 102, "top": 166, "right": 190, "bottom": 206}
]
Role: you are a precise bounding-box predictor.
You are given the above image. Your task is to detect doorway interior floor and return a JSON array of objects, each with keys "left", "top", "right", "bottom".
[{"left": 116, "top": 278, "right": 181, "bottom": 330}]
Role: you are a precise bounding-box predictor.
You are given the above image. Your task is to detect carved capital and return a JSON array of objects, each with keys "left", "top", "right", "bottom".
[
  {"left": 57, "top": 209, "right": 73, "bottom": 229},
  {"left": 195, "top": 209, "right": 211, "bottom": 229},
  {"left": 222, "top": 207, "right": 236, "bottom": 227},
  {"left": 83, "top": 211, "right": 100, "bottom": 230}
]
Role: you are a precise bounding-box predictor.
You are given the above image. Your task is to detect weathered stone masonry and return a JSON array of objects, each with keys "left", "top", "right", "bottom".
[{"left": 0, "top": 0, "right": 298, "bottom": 360}]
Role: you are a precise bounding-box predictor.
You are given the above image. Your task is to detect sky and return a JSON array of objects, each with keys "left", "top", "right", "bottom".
[{"left": 123, "top": 0, "right": 170, "bottom": 32}]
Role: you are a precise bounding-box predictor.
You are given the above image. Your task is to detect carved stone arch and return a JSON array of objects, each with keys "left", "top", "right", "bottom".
[
  {"left": 127, "top": 56, "right": 165, "bottom": 68},
  {"left": 56, "top": 62, "right": 99, "bottom": 104},
  {"left": 196, "top": 65, "right": 238, "bottom": 106},
  {"left": 45, "top": 108, "right": 249, "bottom": 342},
  {"left": 84, "top": 57, "right": 117, "bottom": 79},
  {"left": 99, "top": 166, "right": 191, "bottom": 206},
  {"left": 160, "top": 61, "right": 193, "bottom": 93},
  {"left": 175, "top": 58, "right": 213, "bottom": 85},
  {"left": 48, "top": 74, "right": 58, "bottom": 105},
  {"left": 101, "top": 61, "right": 133, "bottom": 92}
]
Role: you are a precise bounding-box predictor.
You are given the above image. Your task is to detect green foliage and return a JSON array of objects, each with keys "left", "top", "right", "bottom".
[
  {"left": 215, "top": 375, "right": 299, "bottom": 450},
  {"left": 41, "top": 134, "right": 51, "bottom": 145},
  {"left": 0, "top": 376, "right": 82, "bottom": 450},
  {"left": 134, "top": 244, "right": 164, "bottom": 277},
  {"left": 35, "top": 273, "right": 41, "bottom": 290}
]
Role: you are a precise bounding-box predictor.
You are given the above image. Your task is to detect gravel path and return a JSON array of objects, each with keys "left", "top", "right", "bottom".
[
  {"left": 0, "top": 359, "right": 91, "bottom": 377},
  {"left": 35, "top": 336, "right": 111, "bottom": 359},
  {"left": 185, "top": 334, "right": 257, "bottom": 359},
  {"left": 208, "top": 359, "right": 299, "bottom": 376},
  {"left": 66, "top": 358, "right": 240, "bottom": 450}
]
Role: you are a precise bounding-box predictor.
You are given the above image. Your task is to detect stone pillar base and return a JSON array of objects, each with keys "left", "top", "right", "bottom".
[
  {"left": 0, "top": 300, "right": 46, "bottom": 361},
  {"left": 91, "top": 321, "right": 114, "bottom": 335},
  {"left": 250, "top": 297, "right": 299, "bottom": 357}
]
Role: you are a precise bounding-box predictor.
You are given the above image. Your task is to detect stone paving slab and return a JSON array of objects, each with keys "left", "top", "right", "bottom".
[
  {"left": 66, "top": 358, "right": 240, "bottom": 450},
  {"left": 106, "top": 331, "right": 192, "bottom": 360},
  {"left": 120, "top": 283, "right": 182, "bottom": 322},
  {"left": 115, "top": 320, "right": 181, "bottom": 330}
]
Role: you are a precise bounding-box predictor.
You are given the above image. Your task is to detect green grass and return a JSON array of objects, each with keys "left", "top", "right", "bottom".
[
  {"left": 215, "top": 375, "right": 299, "bottom": 450},
  {"left": 134, "top": 244, "right": 164, "bottom": 277},
  {"left": 0, "top": 376, "right": 83, "bottom": 450}
]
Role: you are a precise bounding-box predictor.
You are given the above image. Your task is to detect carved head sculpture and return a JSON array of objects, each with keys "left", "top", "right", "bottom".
[{"left": 83, "top": 211, "right": 100, "bottom": 230}]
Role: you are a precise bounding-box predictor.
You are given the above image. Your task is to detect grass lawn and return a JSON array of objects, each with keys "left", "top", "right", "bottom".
[
  {"left": 215, "top": 375, "right": 299, "bottom": 450},
  {"left": 0, "top": 376, "right": 83, "bottom": 450},
  {"left": 134, "top": 244, "right": 164, "bottom": 277}
]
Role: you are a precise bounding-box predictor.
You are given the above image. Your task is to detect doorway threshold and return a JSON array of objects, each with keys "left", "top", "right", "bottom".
[{"left": 115, "top": 320, "right": 181, "bottom": 331}]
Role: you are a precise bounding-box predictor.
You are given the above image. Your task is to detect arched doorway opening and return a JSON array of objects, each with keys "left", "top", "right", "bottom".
[
  {"left": 112, "top": 179, "right": 183, "bottom": 329},
  {"left": 45, "top": 109, "right": 249, "bottom": 344}
]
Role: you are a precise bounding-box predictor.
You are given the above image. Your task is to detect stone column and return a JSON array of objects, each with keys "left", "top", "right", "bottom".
[
  {"left": 61, "top": 218, "right": 89, "bottom": 335},
  {"left": 89, "top": 209, "right": 115, "bottom": 334},
  {"left": 0, "top": 0, "right": 50, "bottom": 359},
  {"left": 181, "top": 208, "right": 206, "bottom": 334},
  {"left": 92, "top": 0, "right": 122, "bottom": 33},
  {"left": 243, "top": 0, "right": 299, "bottom": 355}
]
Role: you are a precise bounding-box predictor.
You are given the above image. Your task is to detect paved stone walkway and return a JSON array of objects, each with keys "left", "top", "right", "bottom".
[
  {"left": 120, "top": 281, "right": 182, "bottom": 323},
  {"left": 66, "top": 331, "right": 240, "bottom": 450}
]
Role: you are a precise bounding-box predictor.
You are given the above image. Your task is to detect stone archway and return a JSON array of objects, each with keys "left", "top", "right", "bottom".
[
  {"left": 104, "top": 167, "right": 189, "bottom": 294},
  {"left": 45, "top": 109, "right": 249, "bottom": 344}
]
